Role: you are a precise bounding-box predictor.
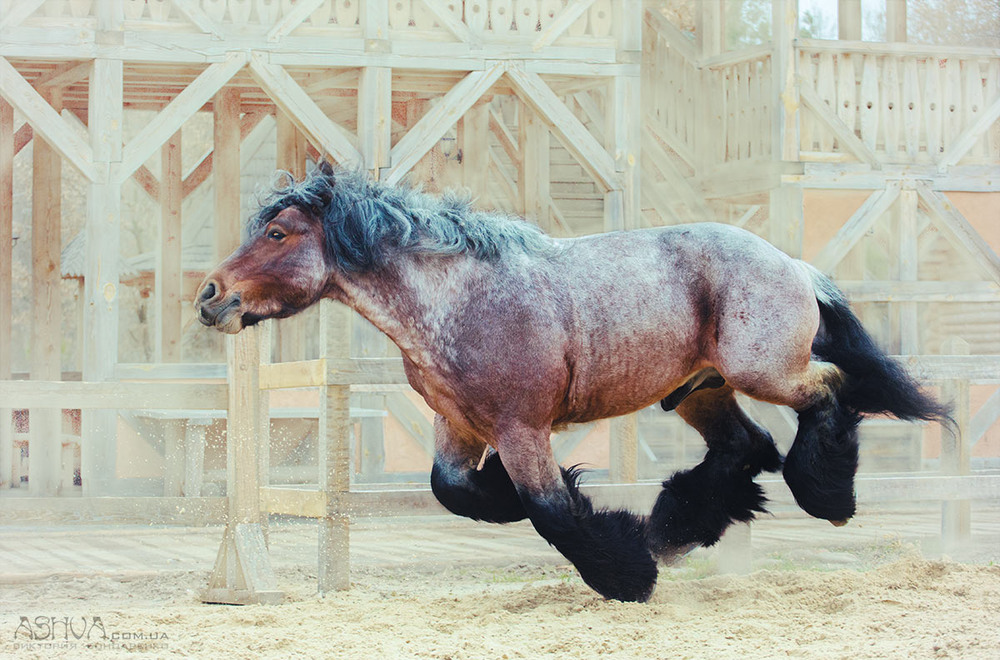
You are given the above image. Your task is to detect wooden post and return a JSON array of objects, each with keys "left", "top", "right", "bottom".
[
  {"left": 941, "top": 338, "right": 971, "bottom": 551},
  {"left": 838, "top": 0, "right": 862, "bottom": 40},
  {"left": 0, "top": 98, "right": 13, "bottom": 489},
  {"left": 898, "top": 188, "right": 919, "bottom": 354},
  {"left": 770, "top": 0, "right": 802, "bottom": 257},
  {"left": 81, "top": 57, "right": 123, "bottom": 495},
  {"left": 319, "top": 298, "right": 352, "bottom": 593},
  {"left": 697, "top": 0, "right": 725, "bottom": 57},
  {"left": 201, "top": 326, "right": 282, "bottom": 605},
  {"left": 886, "top": 0, "right": 907, "bottom": 42},
  {"left": 275, "top": 110, "right": 306, "bottom": 362},
  {"left": 157, "top": 129, "right": 183, "bottom": 363},
  {"left": 203, "top": 87, "right": 280, "bottom": 604},
  {"left": 30, "top": 89, "right": 64, "bottom": 495},
  {"left": 358, "top": 67, "right": 392, "bottom": 174}
]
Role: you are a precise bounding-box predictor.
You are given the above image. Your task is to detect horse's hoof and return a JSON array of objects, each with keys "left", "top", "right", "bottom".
[{"left": 830, "top": 518, "right": 850, "bottom": 527}]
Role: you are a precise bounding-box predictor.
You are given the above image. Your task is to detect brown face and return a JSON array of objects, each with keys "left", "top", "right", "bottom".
[{"left": 195, "top": 206, "right": 330, "bottom": 334}]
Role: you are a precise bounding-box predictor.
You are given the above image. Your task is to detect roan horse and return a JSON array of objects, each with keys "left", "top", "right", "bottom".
[{"left": 196, "top": 164, "right": 949, "bottom": 602}]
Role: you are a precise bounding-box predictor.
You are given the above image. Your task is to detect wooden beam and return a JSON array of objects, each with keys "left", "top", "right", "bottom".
[
  {"left": 505, "top": 66, "right": 619, "bottom": 192},
  {"left": 799, "top": 83, "right": 881, "bottom": 169},
  {"left": 643, "top": 6, "right": 699, "bottom": 64},
  {"left": 812, "top": 181, "right": 901, "bottom": 272},
  {"left": 461, "top": 101, "right": 490, "bottom": 197},
  {"left": 266, "top": 0, "right": 326, "bottom": 41},
  {"left": 0, "top": 381, "right": 229, "bottom": 409},
  {"left": 422, "top": 0, "right": 481, "bottom": 46},
  {"left": 81, "top": 58, "right": 123, "bottom": 496},
  {"left": 0, "top": 98, "right": 12, "bottom": 489},
  {"left": 249, "top": 53, "right": 361, "bottom": 167},
  {"left": 0, "top": 57, "right": 97, "bottom": 181},
  {"left": 169, "top": 0, "right": 224, "bottom": 36},
  {"left": 214, "top": 87, "right": 241, "bottom": 260},
  {"left": 936, "top": 95, "right": 1000, "bottom": 172},
  {"left": 916, "top": 184, "right": 1000, "bottom": 284},
  {"left": 158, "top": 129, "right": 183, "bottom": 362},
  {"left": 885, "top": 0, "right": 907, "bottom": 42},
  {"left": 838, "top": 0, "right": 862, "bottom": 40},
  {"left": 0, "top": 0, "right": 46, "bottom": 29},
  {"left": 838, "top": 280, "right": 1000, "bottom": 303},
  {"left": 518, "top": 102, "right": 550, "bottom": 226},
  {"left": 489, "top": 108, "right": 520, "bottom": 166},
  {"left": 533, "top": 0, "right": 597, "bottom": 51},
  {"left": 33, "top": 60, "right": 91, "bottom": 89},
  {"left": 119, "top": 52, "right": 248, "bottom": 181},
  {"left": 385, "top": 64, "right": 504, "bottom": 186},
  {"left": 358, "top": 67, "right": 392, "bottom": 172}
]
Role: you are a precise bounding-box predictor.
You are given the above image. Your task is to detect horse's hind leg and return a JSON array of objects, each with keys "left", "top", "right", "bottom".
[
  {"left": 647, "top": 385, "right": 781, "bottom": 562},
  {"left": 496, "top": 422, "right": 657, "bottom": 602},
  {"left": 430, "top": 415, "right": 526, "bottom": 523}
]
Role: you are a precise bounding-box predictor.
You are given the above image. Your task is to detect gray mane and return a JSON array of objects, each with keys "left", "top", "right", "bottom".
[{"left": 250, "top": 167, "right": 554, "bottom": 272}]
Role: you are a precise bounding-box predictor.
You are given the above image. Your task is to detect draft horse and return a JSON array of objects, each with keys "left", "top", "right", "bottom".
[{"left": 196, "top": 165, "right": 948, "bottom": 602}]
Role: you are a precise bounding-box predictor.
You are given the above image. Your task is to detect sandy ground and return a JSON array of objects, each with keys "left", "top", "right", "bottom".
[{"left": 3, "top": 540, "right": 999, "bottom": 660}]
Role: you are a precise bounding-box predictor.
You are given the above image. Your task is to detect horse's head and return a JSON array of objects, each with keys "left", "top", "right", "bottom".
[{"left": 195, "top": 165, "right": 335, "bottom": 334}]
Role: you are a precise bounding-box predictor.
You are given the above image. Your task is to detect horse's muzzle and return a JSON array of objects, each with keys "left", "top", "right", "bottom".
[{"left": 195, "top": 280, "right": 244, "bottom": 334}]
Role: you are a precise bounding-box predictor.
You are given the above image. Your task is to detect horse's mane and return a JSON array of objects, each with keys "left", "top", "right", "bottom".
[{"left": 249, "top": 167, "right": 553, "bottom": 272}]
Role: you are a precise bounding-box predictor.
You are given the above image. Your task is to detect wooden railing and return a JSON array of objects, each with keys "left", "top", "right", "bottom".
[
  {"left": 11, "top": 0, "right": 620, "bottom": 43},
  {"left": 796, "top": 40, "right": 1000, "bottom": 167}
]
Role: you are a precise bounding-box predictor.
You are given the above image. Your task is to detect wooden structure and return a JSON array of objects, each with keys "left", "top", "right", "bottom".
[{"left": 1, "top": 1, "right": 998, "bottom": 600}]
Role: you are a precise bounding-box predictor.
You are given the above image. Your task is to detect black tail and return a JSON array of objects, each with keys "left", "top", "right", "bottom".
[{"left": 807, "top": 267, "right": 952, "bottom": 425}]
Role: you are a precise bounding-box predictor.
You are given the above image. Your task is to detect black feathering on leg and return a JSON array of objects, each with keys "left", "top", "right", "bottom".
[
  {"left": 519, "top": 466, "right": 658, "bottom": 603},
  {"left": 430, "top": 451, "right": 527, "bottom": 523},
  {"left": 647, "top": 450, "right": 769, "bottom": 560}
]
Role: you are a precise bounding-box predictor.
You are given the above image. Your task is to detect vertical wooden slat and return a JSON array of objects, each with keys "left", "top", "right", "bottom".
[
  {"left": 358, "top": 66, "right": 391, "bottom": 174},
  {"left": 461, "top": 101, "right": 490, "bottom": 198},
  {"left": 986, "top": 60, "right": 1000, "bottom": 158},
  {"left": 882, "top": 56, "right": 901, "bottom": 158},
  {"left": 940, "top": 338, "right": 971, "bottom": 550},
  {"left": 859, "top": 54, "right": 879, "bottom": 151},
  {"left": 836, "top": 54, "right": 857, "bottom": 155},
  {"left": 817, "top": 52, "right": 836, "bottom": 152},
  {"left": 898, "top": 189, "right": 919, "bottom": 354},
  {"left": 962, "top": 59, "right": 985, "bottom": 159},
  {"left": 902, "top": 57, "right": 922, "bottom": 159},
  {"left": 519, "top": 102, "right": 550, "bottom": 230},
  {"left": 924, "top": 56, "right": 942, "bottom": 160},
  {"left": 942, "top": 58, "right": 961, "bottom": 156},
  {"left": 799, "top": 52, "right": 816, "bottom": 153}
]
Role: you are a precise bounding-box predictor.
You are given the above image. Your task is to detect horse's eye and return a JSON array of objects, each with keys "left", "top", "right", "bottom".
[{"left": 268, "top": 229, "right": 286, "bottom": 241}]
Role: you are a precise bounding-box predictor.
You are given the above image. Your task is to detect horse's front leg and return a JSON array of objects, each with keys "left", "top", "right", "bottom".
[
  {"left": 496, "top": 422, "right": 658, "bottom": 603},
  {"left": 430, "top": 415, "right": 527, "bottom": 523}
]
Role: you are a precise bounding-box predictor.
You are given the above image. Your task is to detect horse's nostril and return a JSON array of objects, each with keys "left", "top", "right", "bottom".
[{"left": 199, "top": 281, "right": 217, "bottom": 303}]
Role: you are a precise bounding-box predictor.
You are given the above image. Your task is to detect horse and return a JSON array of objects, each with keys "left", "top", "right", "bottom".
[{"left": 195, "top": 163, "right": 949, "bottom": 602}]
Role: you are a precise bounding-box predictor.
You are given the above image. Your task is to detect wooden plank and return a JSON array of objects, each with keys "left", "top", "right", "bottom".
[
  {"left": 915, "top": 183, "right": 1000, "bottom": 284},
  {"left": 115, "top": 362, "right": 227, "bottom": 380},
  {"left": 259, "top": 359, "right": 328, "bottom": 390},
  {"left": 940, "top": 338, "right": 971, "bottom": 548},
  {"left": 462, "top": 101, "right": 490, "bottom": 197},
  {"left": 119, "top": 52, "right": 248, "bottom": 181},
  {"left": 643, "top": 6, "right": 698, "bottom": 65},
  {"left": 894, "top": 355, "right": 1000, "bottom": 382},
  {"left": 812, "top": 182, "right": 901, "bottom": 272},
  {"left": 970, "top": 388, "right": 1000, "bottom": 448},
  {"left": 328, "top": 358, "right": 409, "bottom": 385},
  {"left": 518, "top": 102, "right": 550, "bottom": 226},
  {"left": 897, "top": 188, "right": 919, "bottom": 354},
  {"left": 799, "top": 83, "right": 881, "bottom": 168},
  {"left": 0, "top": 57, "right": 97, "bottom": 181},
  {"left": 261, "top": 486, "right": 328, "bottom": 518},
  {"left": 534, "top": 0, "right": 596, "bottom": 51},
  {"left": 385, "top": 64, "right": 504, "bottom": 186},
  {"left": 506, "top": 66, "right": 618, "bottom": 192},
  {"left": 0, "top": 496, "right": 228, "bottom": 525},
  {"left": 0, "top": 381, "right": 230, "bottom": 409},
  {"left": 158, "top": 129, "right": 183, "bottom": 362},
  {"left": 249, "top": 53, "right": 361, "bottom": 167},
  {"left": 838, "top": 280, "right": 1000, "bottom": 303}
]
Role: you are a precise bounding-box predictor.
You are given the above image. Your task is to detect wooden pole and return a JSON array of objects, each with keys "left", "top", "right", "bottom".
[
  {"left": 838, "top": 0, "right": 862, "bottom": 40},
  {"left": 518, "top": 101, "right": 550, "bottom": 230},
  {"left": 29, "top": 88, "right": 63, "bottom": 495},
  {"left": 0, "top": 98, "right": 13, "bottom": 489},
  {"left": 769, "top": 0, "right": 802, "bottom": 257},
  {"left": 460, "top": 100, "right": 490, "bottom": 199},
  {"left": 203, "top": 87, "right": 281, "bottom": 605},
  {"left": 275, "top": 110, "right": 306, "bottom": 362},
  {"left": 157, "top": 129, "right": 183, "bottom": 363},
  {"left": 941, "top": 338, "right": 971, "bottom": 551},
  {"left": 319, "top": 298, "right": 352, "bottom": 593}
]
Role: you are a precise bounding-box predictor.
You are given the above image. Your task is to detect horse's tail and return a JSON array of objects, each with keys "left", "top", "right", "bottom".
[{"left": 804, "top": 264, "right": 952, "bottom": 425}]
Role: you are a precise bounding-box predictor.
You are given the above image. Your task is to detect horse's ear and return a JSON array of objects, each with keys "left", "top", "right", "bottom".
[{"left": 317, "top": 159, "right": 335, "bottom": 180}]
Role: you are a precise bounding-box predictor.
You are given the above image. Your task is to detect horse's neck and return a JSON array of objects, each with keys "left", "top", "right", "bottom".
[{"left": 328, "top": 255, "right": 476, "bottom": 365}]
